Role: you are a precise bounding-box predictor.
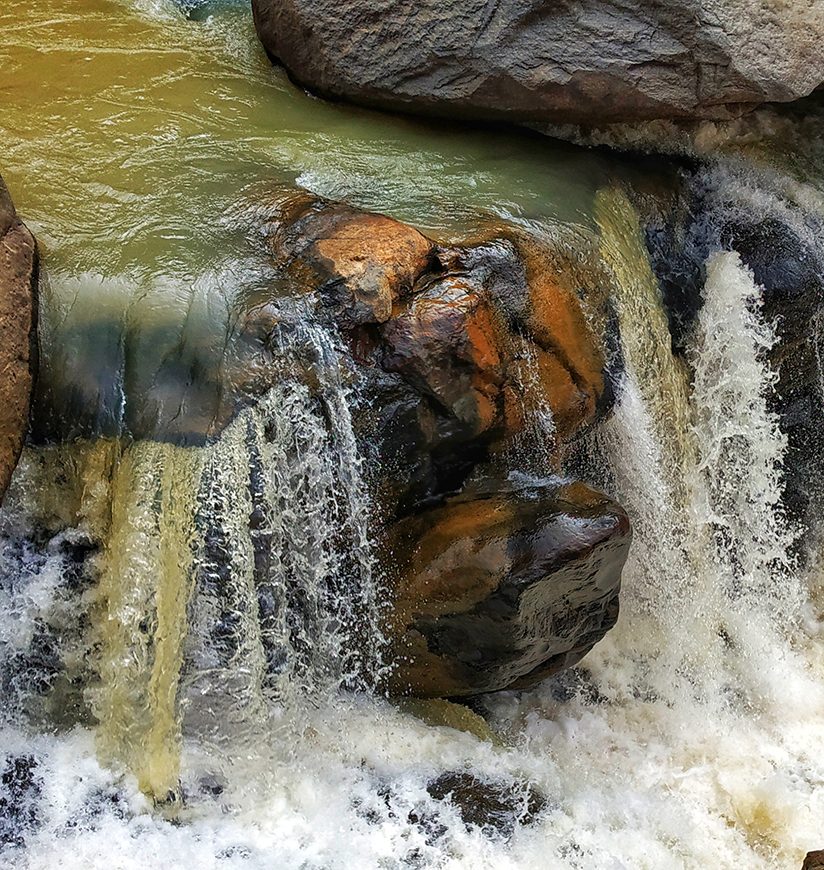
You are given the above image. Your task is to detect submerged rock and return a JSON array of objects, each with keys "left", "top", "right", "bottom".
[
  {"left": 384, "top": 476, "right": 629, "bottom": 697},
  {"left": 265, "top": 189, "right": 434, "bottom": 326},
  {"left": 0, "top": 175, "right": 37, "bottom": 504},
  {"left": 425, "top": 771, "right": 546, "bottom": 838},
  {"left": 252, "top": 0, "right": 824, "bottom": 125},
  {"left": 0, "top": 754, "right": 41, "bottom": 849}
]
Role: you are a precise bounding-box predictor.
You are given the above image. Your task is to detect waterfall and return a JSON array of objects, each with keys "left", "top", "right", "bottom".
[
  {"left": 1, "top": 321, "right": 384, "bottom": 807},
  {"left": 588, "top": 187, "right": 806, "bottom": 706}
]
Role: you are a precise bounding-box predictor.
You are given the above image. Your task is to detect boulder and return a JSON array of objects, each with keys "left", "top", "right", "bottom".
[
  {"left": 265, "top": 189, "right": 434, "bottom": 326},
  {"left": 0, "top": 175, "right": 37, "bottom": 503},
  {"left": 256, "top": 191, "right": 611, "bottom": 519},
  {"left": 384, "top": 476, "right": 630, "bottom": 697},
  {"left": 252, "top": 0, "right": 824, "bottom": 125}
]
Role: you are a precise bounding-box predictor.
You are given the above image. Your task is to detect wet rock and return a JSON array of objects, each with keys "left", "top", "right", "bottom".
[
  {"left": 0, "top": 754, "right": 41, "bottom": 848},
  {"left": 384, "top": 476, "right": 630, "bottom": 697},
  {"left": 266, "top": 189, "right": 434, "bottom": 326},
  {"left": 0, "top": 174, "right": 37, "bottom": 503},
  {"left": 381, "top": 274, "right": 506, "bottom": 440},
  {"left": 426, "top": 771, "right": 546, "bottom": 838},
  {"left": 252, "top": 0, "right": 824, "bottom": 125},
  {"left": 803, "top": 851, "right": 824, "bottom": 870},
  {"left": 646, "top": 187, "right": 824, "bottom": 540},
  {"left": 395, "top": 698, "right": 504, "bottom": 745},
  {"left": 437, "top": 235, "right": 608, "bottom": 441},
  {"left": 721, "top": 217, "right": 824, "bottom": 530}
]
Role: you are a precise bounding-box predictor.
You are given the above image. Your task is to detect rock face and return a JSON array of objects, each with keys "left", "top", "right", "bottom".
[
  {"left": 385, "top": 477, "right": 630, "bottom": 696},
  {"left": 252, "top": 0, "right": 824, "bottom": 124},
  {"left": 247, "top": 189, "right": 629, "bottom": 697},
  {"left": 647, "top": 185, "right": 824, "bottom": 540},
  {"left": 0, "top": 175, "right": 37, "bottom": 504}
]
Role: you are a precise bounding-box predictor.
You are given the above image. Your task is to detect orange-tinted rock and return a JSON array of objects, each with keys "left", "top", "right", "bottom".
[
  {"left": 381, "top": 275, "right": 506, "bottom": 439},
  {"left": 266, "top": 189, "right": 434, "bottom": 326},
  {"left": 436, "top": 234, "right": 609, "bottom": 444},
  {"left": 384, "top": 477, "right": 630, "bottom": 697},
  {"left": 519, "top": 241, "right": 606, "bottom": 429},
  {"left": 0, "top": 175, "right": 37, "bottom": 503}
]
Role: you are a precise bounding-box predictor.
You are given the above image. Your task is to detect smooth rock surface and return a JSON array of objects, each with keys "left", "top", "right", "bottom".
[
  {"left": 252, "top": 0, "right": 824, "bottom": 124},
  {"left": 0, "top": 175, "right": 37, "bottom": 504},
  {"left": 384, "top": 477, "right": 630, "bottom": 697},
  {"left": 265, "top": 189, "right": 434, "bottom": 326}
]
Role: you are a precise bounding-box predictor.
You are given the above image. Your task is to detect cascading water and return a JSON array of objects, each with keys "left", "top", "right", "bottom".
[
  {"left": 1, "top": 312, "right": 385, "bottom": 809},
  {"left": 3, "top": 0, "right": 824, "bottom": 868}
]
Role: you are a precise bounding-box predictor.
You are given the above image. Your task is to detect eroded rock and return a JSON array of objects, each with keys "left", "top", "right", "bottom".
[
  {"left": 252, "top": 0, "right": 824, "bottom": 125},
  {"left": 0, "top": 175, "right": 37, "bottom": 504}
]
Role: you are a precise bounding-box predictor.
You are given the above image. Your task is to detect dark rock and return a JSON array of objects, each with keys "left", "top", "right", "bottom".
[
  {"left": 725, "top": 219, "right": 824, "bottom": 533},
  {"left": 803, "top": 851, "right": 824, "bottom": 870},
  {"left": 0, "top": 174, "right": 37, "bottom": 504},
  {"left": 426, "top": 771, "right": 546, "bottom": 838},
  {"left": 384, "top": 476, "right": 630, "bottom": 697},
  {"left": 646, "top": 186, "right": 824, "bottom": 540},
  {"left": 252, "top": 0, "right": 824, "bottom": 125},
  {"left": 0, "top": 754, "right": 41, "bottom": 849}
]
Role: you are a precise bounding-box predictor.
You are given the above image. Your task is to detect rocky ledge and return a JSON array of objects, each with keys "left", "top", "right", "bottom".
[
  {"left": 253, "top": 0, "right": 824, "bottom": 125},
  {"left": 0, "top": 175, "right": 37, "bottom": 504}
]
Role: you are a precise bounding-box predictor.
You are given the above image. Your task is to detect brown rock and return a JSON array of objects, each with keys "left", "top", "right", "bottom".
[
  {"left": 521, "top": 245, "right": 606, "bottom": 428},
  {"left": 266, "top": 189, "right": 434, "bottom": 326},
  {"left": 803, "top": 851, "right": 824, "bottom": 870},
  {"left": 381, "top": 274, "right": 506, "bottom": 439},
  {"left": 384, "top": 476, "right": 630, "bottom": 697},
  {"left": 0, "top": 175, "right": 37, "bottom": 503}
]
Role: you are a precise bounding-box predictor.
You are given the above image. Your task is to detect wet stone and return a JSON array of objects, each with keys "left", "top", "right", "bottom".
[
  {"left": 803, "top": 851, "right": 824, "bottom": 870},
  {"left": 0, "top": 754, "right": 41, "bottom": 849},
  {"left": 425, "top": 772, "right": 546, "bottom": 838}
]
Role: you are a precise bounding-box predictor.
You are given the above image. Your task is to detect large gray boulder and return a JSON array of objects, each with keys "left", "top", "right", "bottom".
[
  {"left": 0, "top": 175, "right": 37, "bottom": 504},
  {"left": 252, "top": 0, "right": 824, "bottom": 124}
]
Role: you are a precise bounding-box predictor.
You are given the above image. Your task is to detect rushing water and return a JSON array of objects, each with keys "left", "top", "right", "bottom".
[{"left": 3, "top": 0, "right": 824, "bottom": 868}]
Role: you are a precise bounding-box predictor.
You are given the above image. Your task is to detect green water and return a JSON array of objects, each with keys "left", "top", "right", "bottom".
[
  {"left": 0, "top": 0, "right": 631, "bottom": 274},
  {"left": 1, "top": 0, "right": 666, "bottom": 444}
]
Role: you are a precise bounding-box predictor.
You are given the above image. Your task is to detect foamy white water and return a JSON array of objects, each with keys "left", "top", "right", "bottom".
[{"left": 3, "top": 206, "right": 824, "bottom": 869}]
